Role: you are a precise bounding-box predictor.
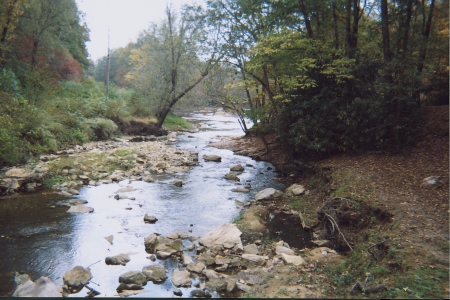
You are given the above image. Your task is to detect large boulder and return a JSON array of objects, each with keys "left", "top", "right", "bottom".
[
  {"left": 254, "top": 188, "right": 284, "bottom": 201},
  {"left": 280, "top": 253, "right": 306, "bottom": 266},
  {"left": 12, "top": 273, "right": 62, "bottom": 297},
  {"left": 105, "top": 253, "right": 130, "bottom": 266},
  {"left": 285, "top": 184, "right": 306, "bottom": 196},
  {"left": 204, "top": 155, "right": 222, "bottom": 162},
  {"left": 142, "top": 264, "right": 168, "bottom": 283},
  {"left": 230, "top": 164, "right": 245, "bottom": 172},
  {"left": 198, "top": 223, "right": 243, "bottom": 253},
  {"left": 118, "top": 271, "right": 147, "bottom": 287},
  {"left": 144, "top": 234, "right": 182, "bottom": 258},
  {"left": 5, "top": 168, "right": 33, "bottom": 178},
  {"left": 63, "top": 266, "right": 92, "bottom": 293},
  {"left": 171, "top": 269, "right": 191, "bottom": 287},
  {"left": 224, "top": 173, "right": 240, "bottom": 181}
]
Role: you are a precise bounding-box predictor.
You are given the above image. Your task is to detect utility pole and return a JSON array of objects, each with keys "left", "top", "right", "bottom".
[{"left": 105, "top": 26, "right": 110, "bottom": 95}]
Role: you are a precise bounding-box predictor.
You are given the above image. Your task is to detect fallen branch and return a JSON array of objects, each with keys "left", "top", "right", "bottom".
[{"left": 324, "top": 212, "right": 353, "bottom": 252}]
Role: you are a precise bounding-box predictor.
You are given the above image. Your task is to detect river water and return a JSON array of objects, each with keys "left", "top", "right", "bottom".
[{"left": 0, "top": 110, "right": 284, "bottom": 297}]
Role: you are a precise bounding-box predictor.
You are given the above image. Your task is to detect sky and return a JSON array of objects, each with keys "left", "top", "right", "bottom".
[{"left": 76, "top": 0, "right": 201, "bottom": 61}]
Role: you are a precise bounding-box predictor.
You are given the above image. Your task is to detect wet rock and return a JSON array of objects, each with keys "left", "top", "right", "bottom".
[
  {"left": 198, "top": 223, "right": 243, "bottom": 253},
  {"left": 61, "top": 199, "right": 88, "bottom": 206},
  {"left": 104, "top": 235, "right": 114, "bottom": 245},
  {"left": 144, "top": 214, "right": 158, "bottom": 224},
  {"left": 178, "top": 231, "right": 189, "bottom": 239},
  {"left": 67, "top": 206, "right": 94, "bottom": 213},
  {"left": 144, "top": 234, "right": 182, "bottom": 258},
  {"left": 203, "top": 154, "right": 222, "bottom": 162},
  {"left": 147, "top": 254, "right": 157, "bottom": 261},
  {"left": 241, "top": 254, "right": 268, "bottom": 266},
  {"left": 275, "top": 245, "right": 295, "bottom": 256},
  {"left": 142, "top": 264, "right": 168, "bottom": 283},
  {"left": 230, "top": 164, "right": 245, "bottom": 172},
  {"left": 118, "top": 271, "right": 147, "bottom": 287},
  {"left": 168, "top": 233, "right": 179, "bottom": 239},
  {"left": 206, "top": 278, "right": 227, "bottom": 292},
  {"left": 12, "top": 273, "right": 62, "bottom": 297},
  {"left": 24, "top": 182, "right": 37, "bottom": 192},
  {"left": 190, "top": 289, "right": 211, "bottom": 298},
  {"left": 105, "top": 253, "right": 130, "bottom": 266},
  {"left": 172, "top": 180, "right": 183, "bottom": 187},
  {"left": 171, "top": 269, "right": 191, "bottom": 287},
  {"left": 63, "top": 266, "right": 92, "bottom": 293},
  {"left": 285, "top": 184, "right": 306, "bottom": 196},
  {"left": 224, "top": 173, "right": 240, "bottom": 181},
  {"left": 173, "top": 288, "right": 183, "bottom": 296},
  {"left": 231, "top": 187, "right": 250, "bottom": 193},
  {"left": 280, "top": 253, "right": 306, "bottom": 266},
  {"left": 182, "top": 254, "right": 194, "bottom": 266},
  {"left": 244, "top": 244, "right": 259, "bottom": 255},
  {"left": 196, "top": 252, "right": 215, "bottom": 266},
  {"left": 116, "top": 282, "right": 144, "bottom": 292},
  {"left": 255, "top": 188, "right": 284, "bottom": 201},
  {"left": 67, "top": 189, "right": 79, "bottom": 195},
  {"left": 203, "top": 269, "right": 221, "bottom": 279},
  {"left": 187, "top": 262, "right": 206, "bottom": 274},
  {"left": 143, "top": 175, "right": 154, "bottom": 182},
  {"left": 215, "top": 264, "right": 228, "bottom": 272}
]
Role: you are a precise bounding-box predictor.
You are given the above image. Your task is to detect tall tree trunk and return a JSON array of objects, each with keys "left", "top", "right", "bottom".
[
  {"left": 351, "top": 0, "right": 360, "bottom": 53},
  {"left": 381, "top": 0, "right": 400, "bottom": 152},
  {"left": 332, "top": 1, "right": 339, "bottom": 49},
  {"left": 31, "top": 40, "right": 39, "bottom": 67},
  {"left": 299, "top": 0, "right": 314, "bottom": 38},
  {"left": 345, "top": 0, "right": 352, "bottom": 57}
]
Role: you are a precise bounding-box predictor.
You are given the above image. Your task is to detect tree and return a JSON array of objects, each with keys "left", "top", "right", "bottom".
[{"left": 126, "top": 5, "right": 224, "bottom": 127}]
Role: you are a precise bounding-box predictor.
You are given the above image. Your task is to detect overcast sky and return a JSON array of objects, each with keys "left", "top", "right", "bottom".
[{"left": 76, "top": 0, "right": 201, "bottom": 61}]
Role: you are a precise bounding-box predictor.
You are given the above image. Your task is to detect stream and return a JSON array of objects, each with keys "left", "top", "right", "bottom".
[{"left": 0, "top": 111, "right": 285, "bottom": 297}]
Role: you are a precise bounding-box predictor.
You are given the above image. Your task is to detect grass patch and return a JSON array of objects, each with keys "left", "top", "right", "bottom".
[
  {"left": 163, "top": 113, "right": 192, "bottom": 130},
  {"left": 330, "top": 184, "right": 351, "bottom": 198},
  {"left": 289, "top": 199, "right": 304, "bottom": 209},
  {"left": 232, "top": 211, "right": 244, "bottom": 224}
]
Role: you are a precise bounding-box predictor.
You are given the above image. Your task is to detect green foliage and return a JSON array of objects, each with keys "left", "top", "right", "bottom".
[
  {"left": 289, "top": 199, "right": 304, "bottom": 209},
  {"left": 163, "top": 113, "right": 192, "bottom": 130}
]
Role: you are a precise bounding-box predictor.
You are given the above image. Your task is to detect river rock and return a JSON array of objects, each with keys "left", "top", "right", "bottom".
[
  {"left": 190, "top": 289, "right": 211, "bottom": 298},
  {"left": 142, "top": 264, "right": 168, "bottom": 283},
  {"left": 236, "top": 282, "right": 254, "bottom": 293},
  {"left": 63, "top": 266, "right": 92, "bottom": 293},
  {"left": 143, "top": 175, "right": 155, "bottom": 182},
  {"left": 182, "top": 254, "right": 194, "bottom": 266},
  {"left": 173, "top": 288, "right": 183, "bottom": 296},
  {"left": 187, "top": 262, "right": 206, "bottom": 274},
  {"left": 144, "top": 214, "right": 158, "bottom": 224},
  {"left": 196, "top": 252, "right": 215, "bottom": 266},
  {"left": 241, "top": 254, "right": 268, "bottom": 266},
  {"left": 280, "top": 253, "right": 306, "bottom": 266},
  {"left": 5, "top": 168, "right": 33, "bottom": 178},
  {"left": 105, "top": 253, "right": 130, "bottom": 266},
  {"left": 204, "top": 154, "right": 222, "bottom": 162},
  {"left": 276, "top": 245, "right": 295, "bottom": 256},
  {"left": 230, "top": 164, "right": 245, "bottom": 172},
  {"left": 171, "top": 180, "right": 183, "bottom": 187},
  {"left": 67, "top": 206, "right": 94, "bottom": 213},
  {"left": 206, "top": 278, "right": 228, "bottom": 292},
  {"left": 12, "top": 273, "right": 62, "bottom": 297},
  {"left": 224, "top": 173, "right": 240, "bottom": 181},
  {"left": 67, "top": 189, "right": 80, "bottom": 195},
  {"left": 231, "top": 187, "right": 250, "bottom": 193},
  {"left": 116, "top": 282, "right": 144, "bottom": 292},
  {"left": 244, "top": 244, "right": 259, "bottom": 255},
  {"left": 144, "top": 234, "right": 183, "bottom": 258},
  {"left": 215, "top": 255, "right": 231, "bottom": 265},
  {"left": 255, "top": 188, "right": 284, "bottom": 201},
  {"left": 285, "top": 184, "right": 306, "bottom": 196},
  {"left": 203, "top": 269, "right": 221, "bottom": 279},
  {"left": 119, "top": 271, "right": 147, "bottom": 287},
  {"left": 105, "top": 235, "right": 114, "bottom": 245},
  {"left": 198, "top": 223, "right": 243, "bottom": 253},
  {"left": 171, "top": 269, "right": 191, "bottom": 287}
]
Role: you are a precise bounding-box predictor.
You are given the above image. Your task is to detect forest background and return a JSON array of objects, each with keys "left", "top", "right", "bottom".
[{"left": 0, "top": 0, "right": 448, "bottom": 168}]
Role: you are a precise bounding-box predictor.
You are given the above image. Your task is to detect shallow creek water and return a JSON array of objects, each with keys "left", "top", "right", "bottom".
[{"left": 0, "top": 111, "right": 285, "bottom": 297}]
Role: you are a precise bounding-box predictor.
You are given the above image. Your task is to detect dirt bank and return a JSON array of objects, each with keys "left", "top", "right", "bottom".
[{"left": 213, "top": 105, "right": 449, "bottom": 298}]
